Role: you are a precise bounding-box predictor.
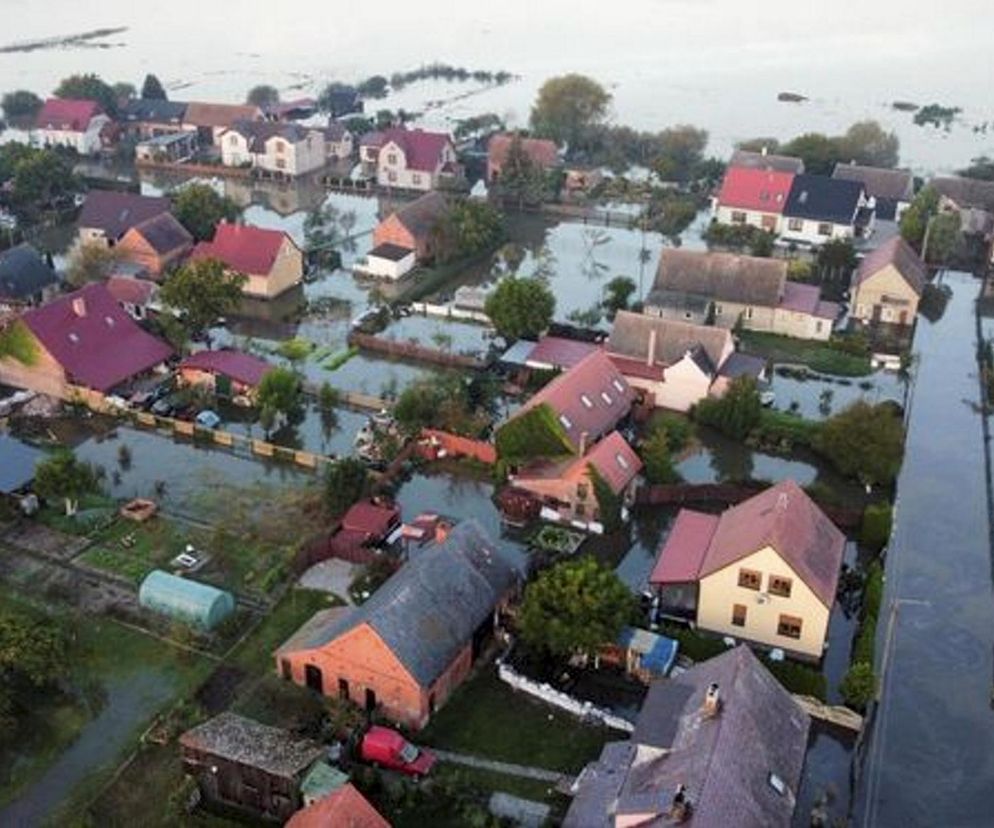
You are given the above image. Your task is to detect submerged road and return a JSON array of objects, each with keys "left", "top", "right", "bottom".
[{"left": 857, "top": 271, "right": 994, "bottom": 826}]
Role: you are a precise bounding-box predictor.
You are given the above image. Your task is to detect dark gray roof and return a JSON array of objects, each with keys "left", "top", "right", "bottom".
[
  {"left": 120, "top": 99, "right": 188, "bottom": 124},
  {"left": 653, "top": 249, "right": 786, "bottom": 308},
  {"left": 230, "top": 119, "right": 319, "bottom": 152},
  {"left": 0, "top": 434, "right": 43, "bottom": 494},
  {"left": 180, "top": 712, "right": 324, "bottom": 779},
  {"left": 931, "top": 176, "right": 994, "bottom": 212},
  {"left": 729, "top": 149, "right": 805, "bottom": 175},
  {"left": 831, "top": 163, "right": 914, "bottom": 202},
  {"left": 128, "top": 212, "right": 192, "bottom": 254},
  {"left": 607, "top": 311, "right": 731, "bottom": 372},
  {"left": 718, "top": 351, "right": 767, "bottom": 380},
  {"left": 392, "top": 192, "right": 450, "bottom": 241},
  {"left": 784, "top": 174, "right": 864, "bottom": 224},
  {"left": 368, "top": 242, "right": 413, "bottom": 261},
  {"left": 567, "top": 646, "right": 809, "bottom": 828},
  {"left": 0, "top": 243, "right": 58, "bottom": 301},
  {"left": 77, "top": 191, "right": 172, "bottom": 240},
  {"left": 643, "top": 289, "right": 711, "bottom": 316},
  {"left": 285, "top": 521, "right": 520, "bottom": 686}
]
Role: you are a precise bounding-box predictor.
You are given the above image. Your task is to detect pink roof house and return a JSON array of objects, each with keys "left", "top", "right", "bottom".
[
  {"left": 191, "top": 223, "right": 303, "bottom": 300},
  {"left": 650, "top": 480, "right": 845, "bottom": 660},
  {"left": 33, "top": 98, "right": 110, "bottom": 155},
  {"left": 365, "top": 127, "right": 461, "bottom": 191}
]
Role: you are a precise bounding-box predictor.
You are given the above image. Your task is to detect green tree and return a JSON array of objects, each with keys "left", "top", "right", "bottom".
[
  {"left": 54, "top": 73, "right": 118, "bottom": 115},
  {"left": 435, "top": 200, "right": 505, "bottom": 262},
  {"left": 256, "top": 366, "right": 301, "bottom": 432},
  {"left": 140, "top": 73, "right": 168, "bottom": 100},
  {"left": 839, "top": 662, "right": 876, "bottom": 710},
  {"left": 318, "top": 382, "right": 340, "bottom": 411},
  {"left": 67, "top": 241, "right": 121, "bottom": 286},
  {"left": 601, "top": 276, "right": 636, "bottom": 318},
  {"left": 34, "top": 450, "right": 98, "bottom": 515},
  {"left": 530, "top": 74, "right": 611, "bottom": 148},
  {"left": 749, "top": 231, "right": 774, "bottom": 258},
  {"left": 8, "top": 148, "right": 77, "bottom": 211},
  {"left": 813, "top": 401, "right": 904, "bottom": 487},
  {"left": 393, "top": 374, "right": 486, "bottom": 437},
  {"left": 112, "top": 82, "right": 136, "bottom": 103},
  {"left": 861, "top": 502, "right": 893, "bottom": 551},
  {"left": 171, "top": 183, "right": 241, "bottom": 242},
  {"left": 692, "top": 376, "right": 762, "bottom": 441},
  {"left": 317, "top": 82, "right": 356, "bottom": 114},
  {"left": 246, "top": 84, "right": 280, "bottom": 109},
  {"left": 158, "top": 258, "right": 247, "bottom": 340},
  {"left": 357, "top": 75, "right": 389, "bottom": 99},
  {"left": 780, "top": 132, "right": 843, "bottom": 175},
  {"left": 519, "top": 557, "right": 636, "bottom": 659},
  {"left": 923, "top": 211, "right": 960, "bottom": 265},
  {"left": 837, "top": 120, "right": 900, "bottom": 168},
  {"left": 1, "top": 90, "right": 42, "bottom": 120},
  {"left": 899, "top": 186, "right": 939, "bottom": 250},
  {"left": 324, "top": 457, "right": 369, "bottom": 518},
  {"left": 958, "top": 156, "right": 994, "bottom": 181},
  {"left": 484, "top": 276, "right": 555, "bottom": 341},
  {"left": 652, "top": 125, "right": 709, "bottom": 183},
  {"left": 640, "top": 426, "right": 679, "bottom": 485},
  {"left": 494, "top": 133, "right": 549, "bottom": 207}
]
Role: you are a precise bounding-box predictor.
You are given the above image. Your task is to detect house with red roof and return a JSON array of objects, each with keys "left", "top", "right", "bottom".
[
  {"left": 363, "top": 192, "right": 451, "bottom": 279},
  {"left": 0, "top": 283, "right": 172, "bottom": 400},
  {"left": 115, "top": 212, "right": 193, "bottom": 278},
  {"left": 362, "top": 127, "right": 461, "bottom": 191},
  {"left": 850, "top": 236, "right": 926, "bottom": 327},
  {"left": 286, "top": 783, "right": 390, "bottom": 828},
  {"left": 650, "top": 480, "right": 846, "bottom": 660},
  {"left": 105, "top": 275, "right": 159, "bottom": 320},
  {"left": 712, "top": 167, "right": 795, "bottom": 234},
  {"left": 32, "top": 98, "right": 110, "bottom": 155},
  {"left": 190, "top": 222, "right": 303, "bottom": 299},
  {"left": 487, "top": 133, "right": 559, "bottom": 183},
  {"left": 179, "top": 348, "right": 272, "bottom": 403}
]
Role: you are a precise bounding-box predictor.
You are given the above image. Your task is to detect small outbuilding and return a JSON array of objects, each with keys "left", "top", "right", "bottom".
[{"left": 139, "top": 569, "right": 235, "bottom": 630}]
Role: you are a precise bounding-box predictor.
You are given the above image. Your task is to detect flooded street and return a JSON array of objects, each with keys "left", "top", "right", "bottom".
[{"left": 856, "top": 271, "right": 994, "bottom": 825}]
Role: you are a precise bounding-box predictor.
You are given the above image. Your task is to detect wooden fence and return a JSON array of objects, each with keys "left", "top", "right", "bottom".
[
  {"left": 349, "top": 332, "right": 485, "bottom": 370},
  {"left": 420, "top": 429, "right": 496, "bottom": 465}
]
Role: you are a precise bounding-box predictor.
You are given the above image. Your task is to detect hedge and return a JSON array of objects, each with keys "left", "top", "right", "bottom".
[
  {"left": 495, "top": 403, "right": 573, "bottom": 462},
  {"left": 861, "top": 503, "right": 893, "bottom": 552}
]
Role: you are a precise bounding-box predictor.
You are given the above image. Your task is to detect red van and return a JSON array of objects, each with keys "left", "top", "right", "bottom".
[{"left": 359, "top": 725, "right": 436, "bottom": 778}]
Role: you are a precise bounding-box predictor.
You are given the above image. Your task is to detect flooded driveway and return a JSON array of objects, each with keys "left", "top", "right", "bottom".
[{"left": 856, "top": 271, "right": 994, "bottom": 825}]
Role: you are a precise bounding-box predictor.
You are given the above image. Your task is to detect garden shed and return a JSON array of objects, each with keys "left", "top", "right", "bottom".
[{"left": 139, "top": 570, "right": 235, "bottom": 630}]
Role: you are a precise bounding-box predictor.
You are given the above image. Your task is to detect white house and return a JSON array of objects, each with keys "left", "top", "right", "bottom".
[
  {"left": 781, "top": 174, "right": 874, "bottom": 246},
  {"left": 360, "top": 243, "right": 416, "bottom": 280},
  {"left": 220, "top": 121, "right": 327, "bottom": 177},
  {"left": 362, "top": 127, "right": 460, "bottom": 191},
  {"left": 31, "top": 99, "right": 109, "bottom": 155},
  {"left": 712, "top": 166, "right": 796, "bottom": 235},
  {"left": 323, "top": 123, "right": 354, "bottom": 162}
]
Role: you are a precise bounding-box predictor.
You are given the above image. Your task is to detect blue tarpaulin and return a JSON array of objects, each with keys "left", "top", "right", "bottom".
[
  {"left": 0, "top": 435, "right": 43, "bottom": 494},
  {"left": 617, "top": 626, "right": 679, "bottom": 676}
]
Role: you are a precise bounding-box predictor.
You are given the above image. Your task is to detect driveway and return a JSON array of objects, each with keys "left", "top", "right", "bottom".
[{"left": 297, "top": 558, "right": 356, "bottom": 603}]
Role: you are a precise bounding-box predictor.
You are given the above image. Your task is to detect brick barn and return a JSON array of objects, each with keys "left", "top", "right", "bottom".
[{"left": 276, "top": 520, "right": 520, "bottom": 729}]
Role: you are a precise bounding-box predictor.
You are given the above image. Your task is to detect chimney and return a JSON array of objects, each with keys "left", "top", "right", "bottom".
[
  {"left": 578, "top": 430, "right": 589, "bottom": 456},
  {"left": 646, "top": 328, "right": 657, "bottom": 368},
  {"left": 72, "top": 296, "right": 87, "bottom": 317},
  {"left": 669, "top": 784, "right": 692, "bottom": 822},
  {"left": 703, "top": 683, "right": 721, "bottom": 717}
]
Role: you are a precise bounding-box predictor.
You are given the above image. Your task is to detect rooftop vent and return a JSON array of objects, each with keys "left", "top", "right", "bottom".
[
  {"left": 669, "top": 784, "right": 692, "bottom": 822},
  {"left": 703, "top": 682, "right": 721, "bottom": 717},
  {"left": 768, "top": 772, "right": 787, "bottom": 796},
  {"left": 71, "top": 297, "right": 87, "bottom": 317}
]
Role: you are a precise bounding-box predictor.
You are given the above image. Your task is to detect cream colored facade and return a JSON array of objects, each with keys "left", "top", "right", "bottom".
[
  {"left": 713, "top": 203, "right": 782, "bottom": 234},
  {"left": 622, "top": 348, "right": 734, "bottom": 413},
  {"left": 772, "top": 306, "right": 833, "bottom": 341},
  {"left": 32, "top": 114, "right": 110, "bottom": 155},
  {"left": 377, "top": 139, "right": 458, "bottom": 191},
  {"left": 851, "top": 264, "right": 919, "bottom": 326},
  {"left": 711, "top": 299, "right": 831, "bottom": 341},
  {"left": 242, "top": 237, "right": 304, "bottom": 299},
  {"left": 696, "top": 545, "right": 831, "bottom": 660},
  {"left": 221, "top": 129, "right": 327, "bottom": 177},
  {"left": 780, "top": 215, "right": 860, "bottom": 246}
]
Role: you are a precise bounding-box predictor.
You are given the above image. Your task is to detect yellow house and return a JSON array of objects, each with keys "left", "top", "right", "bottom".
[
  {"left": 650, "top": 480, "right": 846, "bottom": 660},
  {"left": 190, "top": 222, "right": 303, "bottom": 300},
  {"left": 851, "top": 236, "right": 926, "bottom": 327}
]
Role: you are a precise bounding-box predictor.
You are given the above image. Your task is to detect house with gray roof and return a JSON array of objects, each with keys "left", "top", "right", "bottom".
[
  {"left": 832, "top": 163, "right": 915, "bottom": 221},
  {"left": 646, "top": 249, "right": 837, "bottom": 341},
  {"left": 0, "top": 243, "right": 59, "bottom": 311},
  {"left": 221, "top": 120, "right": 329, "bottom": 177},
  {"left": 565, "top": 645, "right": 810, "bottom": 828},
  {"left": 729, "top": 148, "right": 805, "bottom": 175},
  {"left": 277, "top": 520, "right": 521, "bottom": 729}
]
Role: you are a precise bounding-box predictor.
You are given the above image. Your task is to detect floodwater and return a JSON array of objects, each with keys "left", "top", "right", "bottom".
[
  {"left": 4, "top": 2, "right": 994, "bottom": 172},
  {"left": 856, "top": 271, "right": 994, "bottom": 825}
]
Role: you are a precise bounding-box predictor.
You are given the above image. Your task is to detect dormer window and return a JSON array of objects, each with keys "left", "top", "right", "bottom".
[
  {"left": 105, "top": 316, "right": 115, "bottom": 327},
  {"left": 600, "top": 391, "right": 613, "bottom": 405},
  {"left": 611, "top": 379, "right": 625, "bottom": 394},
  {"left": 616, "top": 453, "right": 630, "bottom": 470},
  {"left": 580, "top": 394, "right": 593, "bottom": 409},
  {"left": 559, "top": 414, "right": 573, "bottom": 430},
  {"left": 68, "top": 332, "right": 79, "bottom": 344}
]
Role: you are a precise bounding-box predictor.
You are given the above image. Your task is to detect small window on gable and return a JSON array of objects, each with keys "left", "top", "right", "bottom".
[
  {"left": 611, "top": 379, "right": 625, "bottom": 394},
  {"left": 600, "top": 391, "right": 613, "bottom": 405},
  {"left": 559, "top": 413, "right": 572, "bottom": 430},
  {"left": 580, "top": 394, "right": 593, "bottom": 409}
]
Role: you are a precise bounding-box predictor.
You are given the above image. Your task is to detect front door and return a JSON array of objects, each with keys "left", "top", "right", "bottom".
[
  {"left": 304, "top": 664, "right": 323, "bottom": 694},
  {"left": 872, "top": 304, "right": 883, "bottom": 323},
  {"left": 365, "top": 688, "right": 377, "bottom": 712}
]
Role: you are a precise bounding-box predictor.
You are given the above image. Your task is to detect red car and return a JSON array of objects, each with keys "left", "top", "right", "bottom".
[{"left": 359, "top": 725, "right": 436, "bottom": 778}]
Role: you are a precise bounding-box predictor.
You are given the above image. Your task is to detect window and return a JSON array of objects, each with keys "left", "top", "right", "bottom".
[
  {"left": 745, "top": 306, "right": 753, "bottom": 320},
  {"left": 338, "top": 678, "right": 350, "bottom": 700},
  {"left": 788, "top": 217, "right": 803, "bottom": 232},
  {"left": 815, "top": 320, "right": 823, "bottom": 333},
  {"left": 387, "top": 152, "right": 398, "bottom": 165},
  {"left": 388, "top": 171, "right": 397, "bottom": 183},
  {"left": 412, "top": 173, "right": 422, "bottom": 185},
  {"left": 732, "top": 603, "right": 747, "bottom": 627},
  {"left": 731, "top": 211, "right": 747, "bottom": 224},
  {"left": 275, "top": 140, "right": 285, "bottom": 154},
  {"left": 580, "top": 394, "right": 594, "bottom": 409},
  {"left": 738, "top": 568, "right": 762, "bottom": 591},
  {"left": 229, "top": 135, "right": 237, "bottom": 145},
  {"left": 559, "top": 413, "right": 573, "bottom": 430},
  {"left": 600, "top": 391, "right": 613, "bottom": 405},
  {"left": 769, "top": 575, "right": 792, "bottom": 598},
  {"left": 778, "top": 614, "right": 803, "bottom": 639},
  {"left": 611, "top": 379, "right": 625, "bottom": 394},
  {"left": 576, "top": 482, "right": 588, "bottom": 500},
  {"left": 817, "top": 222, "right": 832, "bottom": 236},
  {"left": 275, "top": 158, "right": 286, "bottom": 170}
]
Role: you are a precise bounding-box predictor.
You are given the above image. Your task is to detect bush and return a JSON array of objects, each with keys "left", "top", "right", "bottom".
[
  {"left": 767, "top": 660, "right": 827, "bottom": 701},
  {"left": 812, "top": 401, "right": 905, "bottom": 487},
  {"left": 692, "top": 376, "right": 762, "bottom": 440},
  {"left": 649, "top": 412, "right": 693, "bottom": 453},
  {"left": 751, "top": 409, "right": 819, "bottom": 451},
  {"left": 840, "top": 662, "right": 876, "bottom": 710},
  {"left": 852, "top": 560, "right": 884, "bottom": 666},
  {"left": 861, "top": 502, "right": 893, "bottom": 552}
]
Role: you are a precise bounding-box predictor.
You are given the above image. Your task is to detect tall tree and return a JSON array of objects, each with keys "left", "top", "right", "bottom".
[
  {"left": 112, "top": 82, "right": 136, "bottom": 103},
  {"left": 34, "top": 450, "right": 98, "bottom": 516},
  {"left": 601, "top": 276, "right": 636, "bottom": 318},
  {"left": 67, "top": 242, "right": 121, "bottom": 286},
  {"left": 494, "top": 134, "right": 548, "bottom": 207},
  {"left": 7, "top": 148, "right": 77, "bottom": 211},
  {"left": 434, "top": 200, "right": 505, "bottom": 262},
  {"left": 838, "top": 120, "right": 900, "bottom": 168},
  {"left": 256, "top": 366, "right": 301, "bottom": 433},
  {"left": 484, "top": 276, "right": 555, "bottom": 341},
  {"left": 158, "top": 258, "right": 247, "bottom": 341},
  {"left": 692, "top": 376, "right": 762, "bottom": 440},
  {"left": 652, "top": 125, "right": 709, "bottom": 183},
  {"left": 54, "top": 73, "right": 118, "bottom": 115},
  {"left": 246, "top": 85, "right": 280, "bottom": 109},
  {"left": 958, "top": 156, "right": 994, "bottom": 181},
  {"left": 813, "top": 401, "right": 905, "bottom": 487},
  {"left": 530, "top": 74, "right": 611, "bottom": 148},
  {"left": 923, "top": 211, "right": 961, "bottom": 265},
  {"left": 780, "top": 132, "right": 843, "bottom": 175},
  {"left": 519, "top": 557, "right": 636, "bottom": 659},
  {"left": 324, "top": 457, "right": 369, "bottom": 518},
  {"left": 140, "top": 73, "right": 168, "bottom": 101},
  {"left": 899, "top": 187, "right": 940, "bottom": 251},
  {"left": 1, "top": 90, "right": 42, "bottom": 121},
  {"left": 171, "top": 183, "right": 241, "bottom": 242}
]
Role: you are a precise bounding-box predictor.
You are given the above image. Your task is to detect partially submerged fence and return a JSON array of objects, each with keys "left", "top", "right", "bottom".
[{"left": 349, "top": 332, "right": 486, "bottom": 369}]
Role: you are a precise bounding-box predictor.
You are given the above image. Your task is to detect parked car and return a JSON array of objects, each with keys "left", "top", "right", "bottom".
[
  {"left": 195, "top": 410, "right": 221, "bottom": 429},
  {"left": 359, "top": 726, "right": 436, "bottom": 779}
]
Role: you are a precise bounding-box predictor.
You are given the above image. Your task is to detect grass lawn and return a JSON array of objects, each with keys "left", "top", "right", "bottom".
[
  {"left": 738, "top": 330, "right": 872, "bottom": 377},
  {"left": 434, "top": 764, "right": 564, "bottom": 803},
  {"left": 78, "top": 517, "right": 187, "bottom": 584},
  {"left": 36, "top": 493, "right": 118, "bottom": 536},
  {"left": 419, "top": 669, "right": 613, "bottom": 774}
]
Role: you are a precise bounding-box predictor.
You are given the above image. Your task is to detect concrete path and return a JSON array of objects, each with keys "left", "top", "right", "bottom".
[
  {"left": 431, "top": 748, "right": 571, "bottom": 785},
  {"left": 297, "top": 558, "right": 356, "bottom": 604}
]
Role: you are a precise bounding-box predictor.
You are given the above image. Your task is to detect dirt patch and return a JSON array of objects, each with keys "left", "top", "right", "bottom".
[
  {"left": 1, "top": 523, "right": 90, "bottom": 561},
  {"left": 195, "top": 665, "right": 249, "bottom": 714}
]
